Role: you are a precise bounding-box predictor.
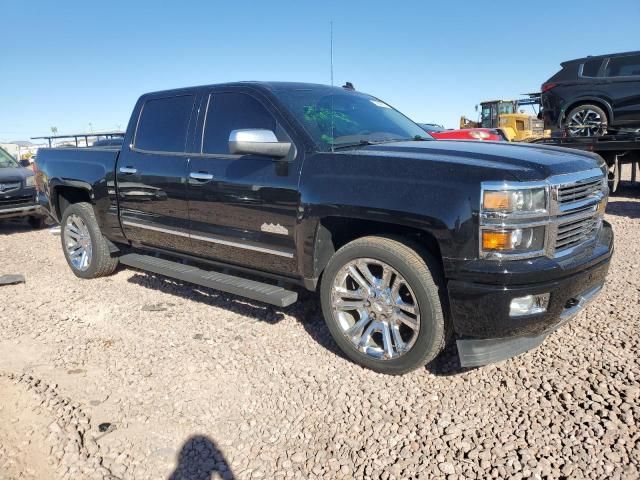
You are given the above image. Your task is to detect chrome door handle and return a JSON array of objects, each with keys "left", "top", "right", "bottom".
[
  {"left": 119, "top": 166, "right": 137, "bottom": 174},
  {"left": 189, "top": 172, "right": 214, "bottom": 181}
]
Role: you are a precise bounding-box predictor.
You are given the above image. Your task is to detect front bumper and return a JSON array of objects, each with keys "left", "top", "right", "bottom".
[
  {"left": 448, "top": 222, "right": 613, "bottom": 367},
  {"left": 0, "top": 187, "right": 44, "bottom": 220},
  {"left": 456, "top": 282, "right": 604, "bottom": 367},
  {"left": 0, "top": 203, "right": 43, "bottom": 220}
]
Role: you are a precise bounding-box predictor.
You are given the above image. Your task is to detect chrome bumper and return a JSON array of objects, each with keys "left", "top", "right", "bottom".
[{"left": 0, "top": 204, "right": 42, "bottom": 218}]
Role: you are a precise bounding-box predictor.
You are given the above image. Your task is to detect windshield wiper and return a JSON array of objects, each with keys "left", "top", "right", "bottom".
[
  {"left": 331, "top": 140, "right": 375, "bottom": 150},
  {"left": 331, "top": 136, "right": 430, "bottom": 150},
  {"left": 382, "top": 136, "right": 431, "bottom": 142},
  {"left": 368, "top": 136, "right": 432, "bottom": 144}
]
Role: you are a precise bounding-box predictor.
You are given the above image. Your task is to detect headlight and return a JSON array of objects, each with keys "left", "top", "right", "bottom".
[
  {"left": 481, "top": 226, "right": 546, "bottom": 253},
  {"left": 480, "top": 183, "right": 550, "bottom": 259},
  {"left": 25, "top": 176, "right": 36, "bottom": 187},
  {"left": 482, "top": 188, "right": 546, "bottom": 213}
]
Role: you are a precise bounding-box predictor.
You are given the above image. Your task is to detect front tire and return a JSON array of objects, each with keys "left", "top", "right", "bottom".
[
  {"left": 320, "top": 236, "right": 447, "bottom": 375},
  {"left": 60, "top": 202, "right": 118, "bottom": 279},
  {"left": 564, "top": 104, "right": 608, "bottom": 137}
]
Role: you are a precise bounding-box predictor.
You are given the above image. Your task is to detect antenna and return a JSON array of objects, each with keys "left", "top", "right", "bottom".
[
  {"left": 330, "top": 20, "right": 334, "bottom": 86},
  {"left": 330, "top": 20, "right": 335, "bottom": 152}
]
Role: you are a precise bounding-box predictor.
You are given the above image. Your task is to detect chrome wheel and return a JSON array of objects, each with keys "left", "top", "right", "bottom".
[
  {"left": 566, "top": 108, "right": 606, "bottom": 137},
  {"left": 331, "top": 258, "right": 420, "bottom": 360},
  {"left": 64, "top": 214, "right": 93, "bottom": 271}
]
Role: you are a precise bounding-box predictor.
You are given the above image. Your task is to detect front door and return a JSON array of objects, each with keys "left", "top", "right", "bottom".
[
  {"left": 186, "top": 89, "right": 301, "bottom": 276},
  {"left": 116, "top": 93, "right": 196, "bottom": 252}
]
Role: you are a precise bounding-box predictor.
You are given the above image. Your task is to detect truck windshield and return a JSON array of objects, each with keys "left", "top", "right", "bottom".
[
  {"left": 273, "top": 86, "right": 432, "bottom": 151},
  {"left": 0, "top": 148, "right": 18, "bottom": 168}
]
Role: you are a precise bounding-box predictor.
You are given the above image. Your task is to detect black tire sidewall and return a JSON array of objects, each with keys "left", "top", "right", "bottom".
[
  {"left": 60, "top": 203, "right": 105, "bottom": 279},
  {"left": 320, "top": 241, "right": 444, "bottom": 374},
  {"left": 565, "top": 104, "right": 608, "bottom": 136}
]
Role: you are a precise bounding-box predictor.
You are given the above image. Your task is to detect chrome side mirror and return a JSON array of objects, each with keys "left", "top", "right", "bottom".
[{"left": 228, "top": 129, "right": 292, "bottom": 159}]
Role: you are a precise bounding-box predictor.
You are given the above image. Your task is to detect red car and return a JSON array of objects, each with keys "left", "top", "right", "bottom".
[{"left": 419, "top": 123, "right": 507, "bottom": 141}]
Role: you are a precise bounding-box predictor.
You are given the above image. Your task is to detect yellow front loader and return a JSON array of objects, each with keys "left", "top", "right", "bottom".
[{"left": 460, "top": 99, "right": 549, "bottom": 142}]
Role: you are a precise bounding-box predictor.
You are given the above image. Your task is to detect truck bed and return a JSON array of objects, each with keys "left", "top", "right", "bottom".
[
  {"left": 36, "top": 146, "right": 120, "bottom": 221},
  {"left": 37, "top": 146, "right": 120, "bottom": 177}
]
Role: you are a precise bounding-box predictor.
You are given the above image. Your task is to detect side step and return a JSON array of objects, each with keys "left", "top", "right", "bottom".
[{"left": 119, "top": 253, "right": 298, "bottom": 307}]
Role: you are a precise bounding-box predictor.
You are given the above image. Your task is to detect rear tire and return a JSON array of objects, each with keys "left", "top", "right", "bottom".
[
  {"left": 60, "top": 202, "right": 118, "bottom": 279},
  {"left": 320, "top": 236, "right": 447, "bottom": 375},
  {"left": 564, "top": 104, "right": 608, "bottom": 137}
]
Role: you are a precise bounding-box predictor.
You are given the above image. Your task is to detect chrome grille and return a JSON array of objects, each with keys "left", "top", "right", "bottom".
[
  {"left": 555, "top": 214, "right": 600, "bottom": 252},
  {"left": 0, "top": 181, "right": 21, "bottom": 193},
  {"left": 0, "top": 195, "right": 33, "bottom": 208},
  {"left": 557, "top": 178, "right": 602, "bottom": 204},
  {"left": 551, "top": 170, "right": 606, "bottom": 256}
]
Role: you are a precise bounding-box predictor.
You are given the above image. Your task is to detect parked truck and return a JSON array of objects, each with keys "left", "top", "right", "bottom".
[
  {"left": 35, "top": 82, "right": 614, "bottom": 374},
  {"left": 0, "top": 146, "right": 46, "bottom": 227}
]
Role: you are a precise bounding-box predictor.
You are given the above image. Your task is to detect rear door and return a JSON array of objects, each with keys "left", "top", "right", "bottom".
[
  {"left": 603, "top": 53, "right": 640, "bottom": 125},
  {"left": 186, "top": 88, "right": 301, "bottom": 276},
  {"left": 116, "top": 93, "right": 197, "bottom": 252}
]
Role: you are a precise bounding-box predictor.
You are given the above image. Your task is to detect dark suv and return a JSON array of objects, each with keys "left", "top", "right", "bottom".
[{"left": 541, "top": 51, "right": 640, "bottom": 136}]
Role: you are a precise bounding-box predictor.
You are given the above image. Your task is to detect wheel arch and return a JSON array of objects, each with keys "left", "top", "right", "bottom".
[
  {"left": 52, "top": 183, "right": 93, "bottom": 221},
  {"left": 561, "top": 97, "right": 614, "bottom": 127},
  {"left": 309, "top": 216, "right": 444, "bottom": 288}
]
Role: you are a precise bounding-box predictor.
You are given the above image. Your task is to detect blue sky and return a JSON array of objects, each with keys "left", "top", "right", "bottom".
[{"left": 1, "top": 0, "right": 638, "bottom": 141}]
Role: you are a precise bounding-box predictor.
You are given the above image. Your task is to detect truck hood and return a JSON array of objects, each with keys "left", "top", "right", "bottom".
[
  {"left": 0, "top": 167, "right": 33, "bottom": 182},
  {"left": 348, "top": 140, "right": 602, "bottom": 181}
]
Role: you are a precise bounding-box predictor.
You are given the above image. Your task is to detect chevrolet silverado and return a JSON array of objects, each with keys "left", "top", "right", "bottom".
[{"left": 35, "top": 82, "right": 614, "bottom": 374}]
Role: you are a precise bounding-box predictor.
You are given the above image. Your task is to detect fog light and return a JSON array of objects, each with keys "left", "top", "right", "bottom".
[{"left": 510, "top": 293, "right": 550, "bottom": 317}]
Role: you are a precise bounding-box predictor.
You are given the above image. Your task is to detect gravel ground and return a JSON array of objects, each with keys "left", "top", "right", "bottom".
[{"left": 0, "top": 181, "right": 639, "bottom": 480}]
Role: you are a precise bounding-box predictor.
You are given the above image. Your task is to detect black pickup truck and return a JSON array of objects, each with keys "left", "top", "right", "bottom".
[{"left": 35, "top": 82, "right": 614, "bottom": 374}]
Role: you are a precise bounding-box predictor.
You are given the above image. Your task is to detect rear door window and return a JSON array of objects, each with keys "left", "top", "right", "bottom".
[
  {"left": 605, "top": 54, "right": 640, "bottom": 77},
  {"left": 202, "top": 93, "right": 277, "bottom": 154},
  {"left": 134, "top": 95, "right": 195, "bottom": 152},
  {"left": 581, "top": 59, "right": 602, "bottom": 77}
]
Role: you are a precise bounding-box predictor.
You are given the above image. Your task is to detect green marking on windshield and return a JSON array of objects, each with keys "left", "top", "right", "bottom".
[{"left": 303, "top": 106, "right": 355, "bottom": 144}]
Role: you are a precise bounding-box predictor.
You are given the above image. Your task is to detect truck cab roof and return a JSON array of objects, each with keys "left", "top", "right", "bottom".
[{"left": 141, "top": 81, "right": 351, "bottom": 99}]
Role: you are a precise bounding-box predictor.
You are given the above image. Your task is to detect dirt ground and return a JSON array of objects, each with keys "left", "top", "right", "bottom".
[{"left": 0, "top": 180, "right": 639, "bottom": 480}]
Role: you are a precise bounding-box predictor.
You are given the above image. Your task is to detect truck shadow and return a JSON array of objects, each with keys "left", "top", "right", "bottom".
[
  {"left": 606, "top": 199, "right": 640, "bottom": 219},
  {"left": 127, "top": 272, "right": 469, "bottom": 377},
  {"left": 126, "top": 272, "right": 344, "bottom": 357},
  {"left": 168, "top": 434, "right": 235, "bottom": 480},
  {"left": 425, "top": 340, "right": 476, "bottom": 377},
  {"left": 0, "top": 218, "right": 36, "bottom": 235}
]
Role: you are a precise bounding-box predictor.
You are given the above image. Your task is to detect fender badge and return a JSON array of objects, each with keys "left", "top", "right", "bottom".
[{"left": 261, "top": 223, "right": 288, "bottom": 235}]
